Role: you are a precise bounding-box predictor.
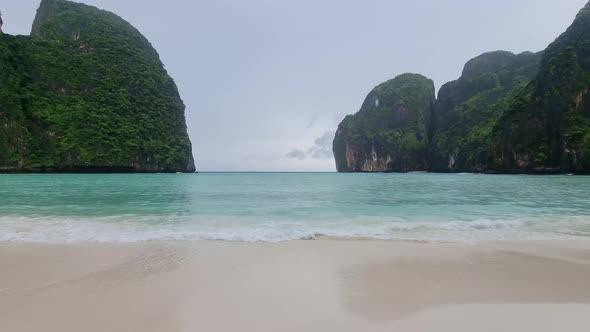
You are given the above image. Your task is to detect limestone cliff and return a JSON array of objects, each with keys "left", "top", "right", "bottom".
[
  {"left": 334, "top": 1, "right": 590, "bottom": 174},
  {"left": 429, "top": 51, "right": 541, "bottom": 172},
  {"left": 493, "top": 1, "right": 590, "bottom": 174},
  {"left": 0, "top": 0, "right": 195, "bottom": 173},
  {"left": 333, "top": 74, "right": 436, "bottom": 172}
]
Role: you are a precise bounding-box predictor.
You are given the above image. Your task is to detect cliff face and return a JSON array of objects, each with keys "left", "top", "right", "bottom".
[
  {"left": 430, "top": 51, "right": 542, "bottom": 172},
  {"left": 332, "top": 53, "right": 541, "bottom": 173},
  {"left": 0, "top": 0, "right": 195, "bottom": 173},
  {"left": 333, "top": 74, "right": 435, "bottom": 172},
  {"left": 333, "top": 1, "right": 590, "bottom": 174},
  {"left": 493, "top": 2, "right": 590, "bottom": 174}
]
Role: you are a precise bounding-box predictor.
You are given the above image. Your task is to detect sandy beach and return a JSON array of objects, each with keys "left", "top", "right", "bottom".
[{"left": 1, "top": 239, "right": 590, "bottom": 331}]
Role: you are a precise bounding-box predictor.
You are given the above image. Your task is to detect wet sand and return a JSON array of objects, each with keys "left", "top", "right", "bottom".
[{"left": 1, "top": 239, "right": 590, "bottom": 331}]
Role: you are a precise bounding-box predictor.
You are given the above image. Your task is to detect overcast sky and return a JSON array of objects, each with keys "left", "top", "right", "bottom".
[{"left": 1, "top": 0, "right": 588, "bottom": 171}]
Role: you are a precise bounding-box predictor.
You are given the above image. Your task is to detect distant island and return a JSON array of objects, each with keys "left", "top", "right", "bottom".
[
  {"left": 0, "top": 0, "right": 195, "bottom": 173},
  {"left": 334, "top": 1, "right": 590, "bottom": 175}
]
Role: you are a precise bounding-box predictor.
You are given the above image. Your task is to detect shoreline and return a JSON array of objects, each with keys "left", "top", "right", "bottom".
[
  {"left": 2, "top": 239, "right": 590, "bottom": 331},
  {"left": 1, "top": 170, "right": 589, "bottom": 175}
]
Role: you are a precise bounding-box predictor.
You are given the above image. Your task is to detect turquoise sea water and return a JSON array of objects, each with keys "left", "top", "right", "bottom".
[{"left": 1, "top": 173, "right": 590, "bottom": 242}]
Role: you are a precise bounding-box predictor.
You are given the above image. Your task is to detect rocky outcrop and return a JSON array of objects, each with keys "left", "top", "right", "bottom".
[
  {"left": 429, "top": 51, "right": 542, "bottom": 172},
  {"left": 492, "top": 1, "right": 590, "bottom": 174},
  {"left": 333, "top": 74, "right": 436, "bottom": 172},
  {"left": 332, "top": 53, "right": 541, "bottom": 173},
  {"left": 0, "top": 0, "right": 195, "bottom": 173},
  {"left": 334, "top": 1, "right": 590, "bottom": 174}
]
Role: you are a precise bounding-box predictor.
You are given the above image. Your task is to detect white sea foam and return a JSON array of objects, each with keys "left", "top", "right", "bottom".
[{"left": 1, "top": 215, "right": 590, "bottom": 243}]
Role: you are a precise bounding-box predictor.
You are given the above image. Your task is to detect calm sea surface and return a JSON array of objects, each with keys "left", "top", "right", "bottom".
[{"left": 1, "top": 173, "right": 590, "bottom": 242}]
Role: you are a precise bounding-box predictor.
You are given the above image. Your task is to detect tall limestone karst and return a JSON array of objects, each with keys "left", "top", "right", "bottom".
[
  {"left": 430, "top": 51, "right": 542, "bottom": 172},
  {"left": 333, "top": 74, "right": 436, "bottom": 172},
  {"left": 0, "top": 0, "right": 195, "bottom": 173},
  {"left": 334, "top": 1, "right": 590, "bottom": 174},
  {"left": 493, "top": 2, "right": 590, "bottom": 174}
]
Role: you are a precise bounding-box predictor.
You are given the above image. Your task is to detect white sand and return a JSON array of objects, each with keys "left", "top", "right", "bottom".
[{"left": 1, "top": 239, "right": 590, "bottom": 331}]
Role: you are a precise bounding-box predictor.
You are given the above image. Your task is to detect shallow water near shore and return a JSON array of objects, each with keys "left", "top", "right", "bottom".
[{"left": 1, "top": 173, "right": 590, "bottom": 243}]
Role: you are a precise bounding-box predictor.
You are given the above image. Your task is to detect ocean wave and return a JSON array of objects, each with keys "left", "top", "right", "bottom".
[{"left": 2, "top": 214, "right": 590, "bottom": 243}]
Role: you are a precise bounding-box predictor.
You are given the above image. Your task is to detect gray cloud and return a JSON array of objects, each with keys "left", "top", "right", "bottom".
[
  {"left": 314, "top": 132, "right": 334, "bottom": 148},
  {"left": 286, "top": 131, "right": 335, "bottom": 160},
  {"left": 306, "top": 113, "right": 319, "bottom": 129},
  {"left": 286, "top": 149, "right": 307, "bottom": 160},
  {"left": 308, "top": 131, "right": 335, "bottom": 159}
]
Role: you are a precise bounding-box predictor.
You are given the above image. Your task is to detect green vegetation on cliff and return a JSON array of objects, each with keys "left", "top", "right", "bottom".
[
  {"left": 0, "top": 0, "right": 195, "bottom": 172},
  {"left": 493, "top": 2, "right": 590, "bottom": 174},
  {"left": 333, "top": 74, "right": 435, "bottom": 172},
  {"left": 334, "top": 1, "right": 590, "bottom": 174},
  {"left": 430, "top": 51, "right": 542, "bottom": 172}
]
